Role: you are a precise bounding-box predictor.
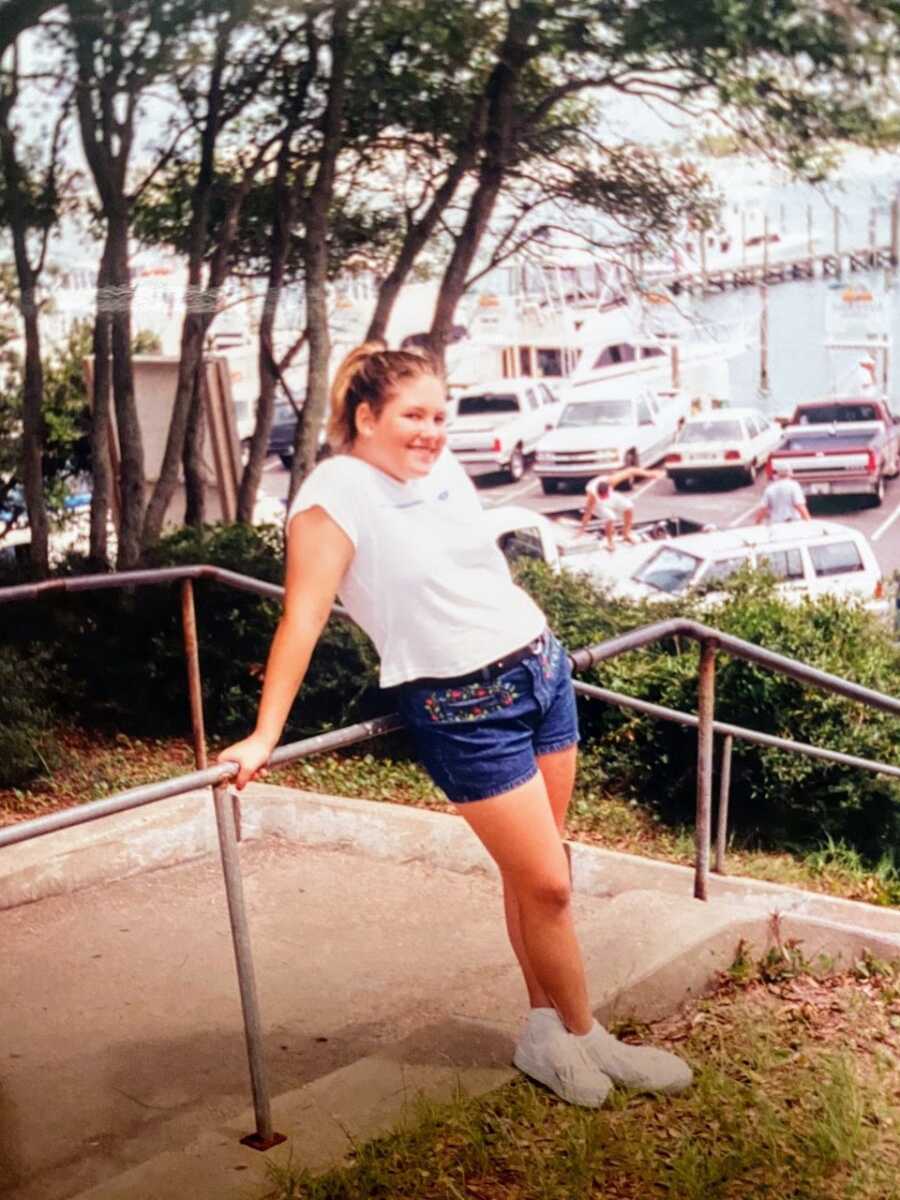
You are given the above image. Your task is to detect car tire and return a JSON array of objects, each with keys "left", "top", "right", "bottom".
[
  {"left": 743, "top": 460, "right": 758, "bottom": 486},
  {"left": 540, "top": 477, "right": 560, "bottom": 495},
  {"left": 506, "top": 445, "right": 525, "bottom": 483},
  {"left": 279, "top": 452, "right": 294, "bottom": 470},
  {"left": 872, "top": 474, "right": 885, "bottom": 507}
]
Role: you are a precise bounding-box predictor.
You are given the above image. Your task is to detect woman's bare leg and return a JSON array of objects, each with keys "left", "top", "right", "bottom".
[
  {"left": 460, "top": 761, "right": 592, "bottom": 1035},
  {"left": 501, "top": 746, "right": 578, "bottom": 1009}
]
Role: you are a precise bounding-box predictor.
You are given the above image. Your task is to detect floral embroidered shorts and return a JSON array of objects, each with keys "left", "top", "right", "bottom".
[{"left": 397, "top": 630, "right": 579, "bottom": 803}]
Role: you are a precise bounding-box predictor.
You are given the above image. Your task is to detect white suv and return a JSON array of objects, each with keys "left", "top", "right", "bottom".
[
  {"left": 446, "top": 378, "right": 561, "bottom": 481},
  {"left": 613, "top": 521, "right": 887, "bottom": 613},
  {"left": 534, "top": 379, "right": 691, "bottom": 493}
]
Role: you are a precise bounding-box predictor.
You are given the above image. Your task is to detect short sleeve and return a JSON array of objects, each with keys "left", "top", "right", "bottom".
[{"left": 286, "top": 458, "right": 359, "bottom": 547}]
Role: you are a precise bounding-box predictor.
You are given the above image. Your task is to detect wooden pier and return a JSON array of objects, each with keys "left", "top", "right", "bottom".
[{"left": 667, "top": 244, "right": 897, "bottom": 296}]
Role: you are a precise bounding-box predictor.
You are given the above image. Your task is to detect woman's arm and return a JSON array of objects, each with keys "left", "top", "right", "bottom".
[{"left": 217, "top": 506, "right": 355, "bottom": 788}]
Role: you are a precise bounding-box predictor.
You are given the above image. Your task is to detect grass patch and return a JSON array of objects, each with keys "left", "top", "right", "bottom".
[
  {"left": 1, "top": 725, "right": 898, "bottom": 908},
  {"left": 265, "top": 960, "right": 900, "bottom": 1200}
]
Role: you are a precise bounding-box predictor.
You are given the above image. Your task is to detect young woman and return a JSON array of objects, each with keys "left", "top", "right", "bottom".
[{"left": 219, "top": 343, "right": 692, "bottom": 1107}]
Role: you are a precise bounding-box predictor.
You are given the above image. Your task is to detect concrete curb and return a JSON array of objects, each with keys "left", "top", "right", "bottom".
[{"left": 4, "top": 784, "right": 900, "bottom": 945}]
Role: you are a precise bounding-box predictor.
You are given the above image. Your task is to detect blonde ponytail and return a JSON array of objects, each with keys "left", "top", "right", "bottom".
[{"left": 327, "top": 341, "right": 443, "bottom": 452}]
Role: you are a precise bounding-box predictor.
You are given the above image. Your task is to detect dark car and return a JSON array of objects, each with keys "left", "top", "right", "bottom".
[{"left": 268, "top": 399, "right": 299, "bottom": 468}]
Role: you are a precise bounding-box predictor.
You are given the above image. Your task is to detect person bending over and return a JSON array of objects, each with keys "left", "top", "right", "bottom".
[
  {"left": 579, "top": 466, "right": 663, "bottom": 551},
  {"left": 219, "top": 344, "right": 692, "bottom": 1108}
]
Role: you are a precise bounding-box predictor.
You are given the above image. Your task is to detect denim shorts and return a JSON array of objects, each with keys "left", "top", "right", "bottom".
[{"left": 397, "top": 631, "right": 580, "bottom": 803}]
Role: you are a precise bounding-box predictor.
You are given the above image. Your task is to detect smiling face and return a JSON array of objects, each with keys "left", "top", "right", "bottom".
[{"left": 351, "top": 373, "right": 448, "bottom": 482}]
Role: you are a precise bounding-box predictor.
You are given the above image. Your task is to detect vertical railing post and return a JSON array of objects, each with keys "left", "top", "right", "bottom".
[
  {"left": 180, "top": 579, "right": 208, "bottom": 770},
  {"left": 213, "top": 782, "right": 285, "bottom": 1151},
  {"left": 715, "top": 733, "right": 733, "bottom": 876},
  {"left": 695, "top": 640, "right": 717, "bottom": 900}
]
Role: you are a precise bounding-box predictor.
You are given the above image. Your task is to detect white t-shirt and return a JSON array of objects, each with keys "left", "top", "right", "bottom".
[
  {"left": 586, "top": 477, "right": 633, "bottom": 521},
  {"left": 763, "top": 477, "right": 805, "bottom": 522},
  {"left": 286, "top": 450, "right": 546, "bottom": 687}
]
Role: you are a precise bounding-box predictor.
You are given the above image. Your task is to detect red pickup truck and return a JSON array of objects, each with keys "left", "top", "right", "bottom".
[{"left": 767, "top": 398, "right": 900, "bottom": 506}]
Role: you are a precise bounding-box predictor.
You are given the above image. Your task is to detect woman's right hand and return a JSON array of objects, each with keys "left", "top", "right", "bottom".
[{"left": 217, "top": 732, "right": 275, "bottom": 791}]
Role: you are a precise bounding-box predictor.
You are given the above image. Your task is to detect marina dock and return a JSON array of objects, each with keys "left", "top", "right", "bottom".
[{"left": 667, "top": 242, "right": 898, "bottom": 295}]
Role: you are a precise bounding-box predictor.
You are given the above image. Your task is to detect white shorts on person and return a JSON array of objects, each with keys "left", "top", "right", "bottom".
[{"left": 586, "top": 477, "right": 633, "bottom": 524}]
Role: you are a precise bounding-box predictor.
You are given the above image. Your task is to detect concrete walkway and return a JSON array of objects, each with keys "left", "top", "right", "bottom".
[{"left": 2, "top": 784, "right": 899, "bottom": 1200}]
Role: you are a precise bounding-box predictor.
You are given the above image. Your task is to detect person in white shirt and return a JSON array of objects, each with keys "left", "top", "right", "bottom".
[
  {"left": 754, "top": 464, "right": 810, "bottom": 525},
  {"left": 219, "top": 344, "right": 691, "bottom": 1108},
  {"left": 579, "top": 467, "right": 663, "bottom": 550}
]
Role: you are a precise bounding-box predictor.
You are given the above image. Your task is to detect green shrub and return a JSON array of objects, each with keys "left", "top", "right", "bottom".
[
  {"left": 0, "top": 646, "right": 59, "bottom": 787},
  {"left": 516, "top": 561, "right": 900, "bottom": 860},
  {"left": 3, "top": 522, "right": 379, "bottom": 740}
]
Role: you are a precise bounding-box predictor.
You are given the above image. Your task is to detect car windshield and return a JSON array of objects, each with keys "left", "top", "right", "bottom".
[
  {"left": 633, "top": 546, "right": 702, "bottom": 594},
  {"left": 457, "top": 394, "right": 519, "bottom": 416},
  {"left": 558, "top": 399, "right": 633, "bottom": 427},
  {"left": 678, "top": 420, "right": 743, "bottom": 444}
]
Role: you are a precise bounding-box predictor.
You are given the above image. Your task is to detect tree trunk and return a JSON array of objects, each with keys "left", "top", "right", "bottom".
[
  {"left": 182, "top": 361, "right": 206, "bottom": 526},
  {"left": 0, "top": 109, "right": 49, "bottom": 576},
  {"left": 426, "top": 11, "right": 533, "bottom": 364},
  {"left": 237, "top": 154, "right": 292, "bottom": 524},
  {"left": 142, "top": 181, "right": 253, "bottom": 547},
  {"left": 144, "top": 311, "right": 208, "bottom": 544},
  {"left": 291, "top": 1, "right": 351, "bottom": 498},
  {"left": 20, "top": 301, "right": 49, "bottom": 576},
  {"left": 365, "top": 126, "right": 481, "bottom": 343},
  {"left": 89, "top": 241, "right": 113, "bottom": 568},
  {"left": 108, "top": 214, "right": 145, "bottom": 568},
  {"left": 237, "top": 281, "right": 281, "bottom": 523}
]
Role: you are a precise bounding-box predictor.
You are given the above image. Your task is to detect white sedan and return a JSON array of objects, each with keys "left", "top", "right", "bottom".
[{"left": 665, "top": 407, "right": 783, "bottom": 490}]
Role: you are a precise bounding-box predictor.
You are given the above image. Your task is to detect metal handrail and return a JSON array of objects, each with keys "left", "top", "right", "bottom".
[{"left": 1, "top": 566, "right": 897, "bottom": 1150}]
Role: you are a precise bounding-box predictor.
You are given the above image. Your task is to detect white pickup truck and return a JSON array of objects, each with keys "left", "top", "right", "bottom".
[
  {"left": 446, "top": 377, "right": 561, "bottom": 481},
  {"left": 533, "top": 379, "right": 692, "bottom": 494}
]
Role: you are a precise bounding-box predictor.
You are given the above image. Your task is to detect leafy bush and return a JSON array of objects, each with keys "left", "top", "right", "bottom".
[
  {"left": 3, "top": 522, "right": 379, "bottom": 740},
  {"left": 0, "top": 646, "right": 59, "bottom": 787},
  {"left": 516, "top": 561, "right": 900, "bottom": 860}
]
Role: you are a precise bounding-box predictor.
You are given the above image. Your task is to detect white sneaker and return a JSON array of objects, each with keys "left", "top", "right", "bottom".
[
  {"left": 526, "top": 1009, "right": 693, "bottom": 1095},
  {"left": 513, "top": 1008, "right": 613, "bottom": 1107},
  {"left": 580, "top": 1019, "right": 693, "bottom": 1094}
]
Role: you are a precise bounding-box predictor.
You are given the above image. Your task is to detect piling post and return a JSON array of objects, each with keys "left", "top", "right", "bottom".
[
  {"left": 890, "top": 198, "right": 899, "bottom": 268},
  {"left": 763, "top": 214, "right": 770, "bottom": 281},
  {"left": 869, "top": 206, "right": 877, "bottom": 267},
  {"left": 763, "top": 280, "right": 768, "bottom": 393},
  {"left": 833, "top": 207, "right": 842, "bottom": 279},
  {"left": 699, "top": 227, "right": 708, "bottom": 293}
]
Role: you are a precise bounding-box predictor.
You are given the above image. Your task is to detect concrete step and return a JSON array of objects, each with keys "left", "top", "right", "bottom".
[{"left": 2, "top": 786, "right": 898, "bottom": 1200}]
